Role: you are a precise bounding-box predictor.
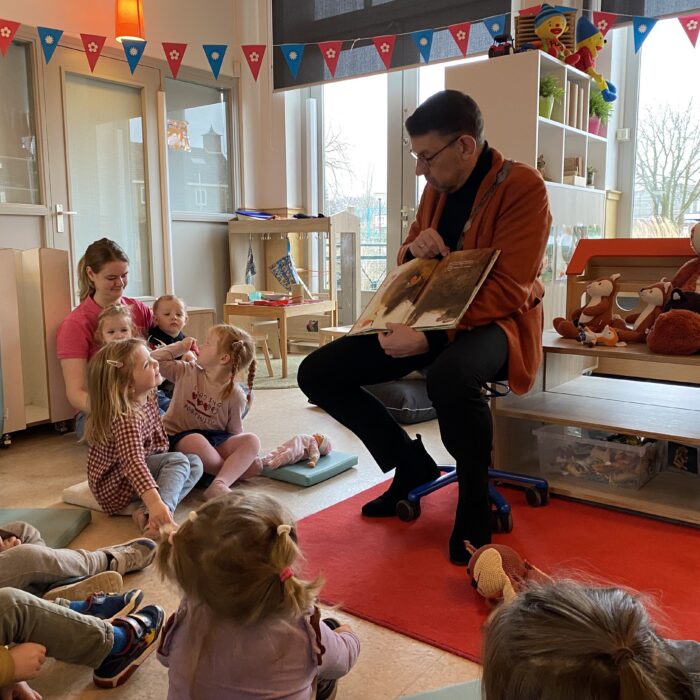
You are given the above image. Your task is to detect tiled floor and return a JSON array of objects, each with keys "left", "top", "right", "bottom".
[{"left": 1, "top": 387, "right": 481, "bottom": 699}]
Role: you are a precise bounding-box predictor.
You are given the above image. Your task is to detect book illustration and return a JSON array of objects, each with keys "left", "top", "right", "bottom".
[{"left": 349, "top": 248, "right": 500, "bottom": 335}]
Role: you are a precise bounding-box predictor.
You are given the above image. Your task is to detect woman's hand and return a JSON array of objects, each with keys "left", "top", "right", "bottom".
[
  {"left": 378, "top": 323, "right": 429, "bottom": 358},
  {"left": 0, "top": 536, "right": 21, "bottom": 553},
  {"left": 10, "top": 644, "right": 46, "bottom": 682},
  {"left": 409, "top": 228, "right": 449, "bottom": 259}
]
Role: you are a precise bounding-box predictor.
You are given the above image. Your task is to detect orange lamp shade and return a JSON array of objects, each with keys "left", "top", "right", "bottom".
[{"left": 115, "top": 0, "right": 145, "bottom": 43}]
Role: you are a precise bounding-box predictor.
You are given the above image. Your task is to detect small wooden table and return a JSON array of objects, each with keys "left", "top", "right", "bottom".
[{"left": 223, "top": 299, "right": 337, "bottom": 378}]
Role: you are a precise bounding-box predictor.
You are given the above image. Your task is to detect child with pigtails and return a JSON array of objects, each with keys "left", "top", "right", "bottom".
[
  {"left": 157, "top": 491, "right": 360, "bottom": 699},
  {"left": 150, "top": 324, "right": 262, "bottom": 501}
]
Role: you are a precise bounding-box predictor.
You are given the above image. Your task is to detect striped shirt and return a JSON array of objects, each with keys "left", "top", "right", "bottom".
[{"left": 86, "top": 394, "right": 167, "bottom": 515}]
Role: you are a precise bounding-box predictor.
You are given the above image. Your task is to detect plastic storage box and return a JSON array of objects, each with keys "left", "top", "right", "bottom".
[{"left": 533, "top": 424, "right": 661, "bottom": 490}]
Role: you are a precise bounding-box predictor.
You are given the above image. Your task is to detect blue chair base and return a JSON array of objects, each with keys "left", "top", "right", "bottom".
[{"left": 395, "top": 466, "right": 549, "bottom": 533}]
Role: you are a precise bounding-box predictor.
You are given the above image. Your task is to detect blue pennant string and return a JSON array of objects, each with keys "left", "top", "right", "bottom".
[
  {"left": 633, "top": 16, "right": 658, "bottom": 53},
  {"left": 203, "top": 44, "right": 227, "bottom": 79},
  {"left": 483, "top": 14, "right": 506, "bottom": 39},
  {"left": 411, "top": 30, "right": 434, "bottom": 63},
  {"left": 121, "top": 39, "right": 147, "bottom": 74},
  {"left": 37, "top": 27, "right": 63, "bottom": 64},
  {"left": 280, "top": 43, "right": 305, "bottom": 79}
]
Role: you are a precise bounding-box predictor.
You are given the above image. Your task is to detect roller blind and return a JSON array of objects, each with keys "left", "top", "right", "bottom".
[{"left": 599, "top": 1, "right": 700, "bottom": 18}]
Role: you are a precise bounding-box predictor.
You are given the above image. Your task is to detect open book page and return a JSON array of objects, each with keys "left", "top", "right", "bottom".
[
  {"left": 349, "top": 257, "right": 440, "bottom": 335},
  {"left": 406, "top": 248, "right": 500, "bottom": 330}
]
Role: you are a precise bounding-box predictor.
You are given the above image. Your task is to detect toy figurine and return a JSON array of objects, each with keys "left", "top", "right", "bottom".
[
  {"left": 571, "top": 15, "right": 617, "bottom": 102},
  {"left": 261, "top": 433, "right": 332, "bottom": 469},
  {"left": 531, "top": 4, "right": 579, "bottom": 65}
]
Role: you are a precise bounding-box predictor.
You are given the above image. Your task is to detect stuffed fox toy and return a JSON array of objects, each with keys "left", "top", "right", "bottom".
[
  {"left": 613, "top": 280, "right": 672, "bottom": 343},
  {"left": 553, "top": 273, "right": 621, "bottom": 339}
]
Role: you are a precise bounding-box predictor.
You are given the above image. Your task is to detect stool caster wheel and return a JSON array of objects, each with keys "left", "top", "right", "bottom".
[
  {"left": 491, "top": 510, "right": 513, "bottom": 534},
  {"left": 526, "top": 487, "right": 549, "bottom": 507},
  {"left": 54, "top": 421, "right": 70, "bottom": 435},
  {"left": 1, "top": 433, "right": 10, "bottom": 448},
  {"left": 396, "top": 499, "right": 421, "bottom": 522}
]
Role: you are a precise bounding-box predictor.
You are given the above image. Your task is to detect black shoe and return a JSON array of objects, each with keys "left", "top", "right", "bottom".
[
  {"left": 361, "top": 487, "right": 402, "bottom": 517},
  {"left": 322, "top": 617, "right": 341, "bottom": 630},
  {"left": 316, "top": 677, "right": 338, "bottom": 700},
  {"left": 449, "top": 535, "right": 471, "bottom": 566}
]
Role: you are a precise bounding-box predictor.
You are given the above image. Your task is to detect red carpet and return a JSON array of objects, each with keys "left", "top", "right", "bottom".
[{"left": 297, "top": 482, "right": 700, "bottom": 662}]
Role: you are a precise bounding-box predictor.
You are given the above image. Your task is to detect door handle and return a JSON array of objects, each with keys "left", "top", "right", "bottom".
[{"left": 55, "top": 204, "right": 77, "bottom": 233}]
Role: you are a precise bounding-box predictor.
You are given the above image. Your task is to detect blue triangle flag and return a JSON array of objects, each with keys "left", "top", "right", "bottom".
[
  {"left": 280, "top": 44, "right": 305, "bottom": 79},
  {"left": 37, "top": 27, "right": 63, "bottom": 64},
  {"left": 411, "top": 30, "right": 434, "bottom": 63},
  {"left": 483, "top": 15, "right": 506, "bottom": 39},
  {"left": 633, "top": 16, "right": 658, "bottom": 53},
  {"left": 122, "top": 39, "right": 147, "bottom": 74},
  {"left": 203, "top": 44, "right": 227, "bottom": 79}
]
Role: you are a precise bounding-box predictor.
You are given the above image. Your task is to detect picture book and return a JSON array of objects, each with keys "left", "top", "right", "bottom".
[{"left": 349, "top": 248, "right": 500, "bottom": 335}]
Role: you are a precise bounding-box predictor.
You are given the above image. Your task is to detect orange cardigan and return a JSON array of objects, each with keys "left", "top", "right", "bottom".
[{"left": 398, "top": 147, "right": 551, "bottom": 394}]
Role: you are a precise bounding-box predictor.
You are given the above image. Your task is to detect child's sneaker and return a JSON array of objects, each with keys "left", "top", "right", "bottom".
[
  {"left": 100, "top": 538, "right": 157, "bottom": 575},
  {"left": 43, "top": 571, "right": 123, "bottom": 602},
  {"left": 93, "top": 604, "right": 165, "bottom": 688},
  {"left": 81, "top": 589, "right": 143, "bottom": 621}
]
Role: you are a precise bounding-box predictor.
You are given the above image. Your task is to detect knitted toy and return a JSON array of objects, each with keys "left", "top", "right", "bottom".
[
  {"left": 612, "top": 280, "right": 672, "bottom": 344},
  {"left": 261, "top": 433, "right": 332, "bottom": 469},
  {"left": 465, "top": 542, "right": 552, "bottom": 605},
  {"left": 647, "top": 224, "right": 700, "bottom": 355},
  {"left": 531, "top": 4, "right": 579, "bottom": 65},
  {"left": 571, "top": 16, "right": 617, "bottom": 102},
  {"left": 553, "top": 273, "right": 621, "bottom": 339}
]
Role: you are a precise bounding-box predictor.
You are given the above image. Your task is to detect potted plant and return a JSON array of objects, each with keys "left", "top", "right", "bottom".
[
  {"left": 586, "top": 166, "right": 597, "bottom": 188},
  {"left": 589, "top": 90, "right": 613, "bottom": 135},
  {"left": 539, "top": 74, "right": 564, "bottom": 120}
]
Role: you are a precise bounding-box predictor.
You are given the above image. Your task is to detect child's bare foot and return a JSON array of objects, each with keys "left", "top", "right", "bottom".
[
  {"left": 203, "top": 479, "right": 231, "bottom": 501},
  {"left": 142, "top": 522, "right": 161, "bottom": 541}
]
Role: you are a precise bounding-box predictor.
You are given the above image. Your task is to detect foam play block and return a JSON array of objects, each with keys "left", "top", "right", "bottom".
[
  {"left": 262, "top": 451, "right": 358, "bottom": 487},
  {"left": 62, "top": 480, "right": 137, "bottom": 515},
  {"left": 400, "top": 680, "right": 481, "bottom": 700},
  {"left": 0, "top": 508, "right": 91, "bottom": 549}
]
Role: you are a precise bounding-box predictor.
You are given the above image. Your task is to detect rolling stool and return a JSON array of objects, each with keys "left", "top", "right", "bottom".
[{"left": 395, "top": 381, "right": 549, "bottom": 533}]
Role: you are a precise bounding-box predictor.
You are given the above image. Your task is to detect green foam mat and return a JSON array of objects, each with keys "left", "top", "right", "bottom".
[
  {"left": 262, "top": 451, "right": 358, "bottom": 487},
  {"left": 0, "top": 508, "right": 91, "bottom": 548}
]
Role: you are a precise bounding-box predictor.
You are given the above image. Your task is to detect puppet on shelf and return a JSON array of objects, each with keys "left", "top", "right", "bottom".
[
  {"left": 530, "top": 4, "right": 580, "bottom": 65},
  {"left": 465, "top": 542, "right": 552, "bottom": 606},
  {"left": 571, "top": 15, "right": 617, "bottom": 102},
  {"left": 647, "top": 223, "right": 700, "bottom": 355},
  {"left": 611, "top": 279, "right": 672, "bottom": 344},
  {"left": 261, "top": 433, "right": 332, "bottom": 469},
  {"left": 553, "top": 273, "right": 621, "bottom": 339}
]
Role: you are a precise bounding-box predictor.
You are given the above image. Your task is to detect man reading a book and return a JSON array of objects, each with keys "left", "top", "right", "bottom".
[{"left": 298, "top": 90, "right": 551, "bottom": 565}]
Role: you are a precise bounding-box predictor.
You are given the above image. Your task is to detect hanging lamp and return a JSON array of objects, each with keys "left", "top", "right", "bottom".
[{"left": 115, "top": 0, "right": 145, "bottom": 43}]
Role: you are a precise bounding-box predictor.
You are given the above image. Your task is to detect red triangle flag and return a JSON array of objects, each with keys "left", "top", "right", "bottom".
[
  {"left": 80, "top": 34, "right": 107, "bottom": 72},
  {"left": 241, "top": 44, "right": 266, "bottom": 81},
  {"left": 518, "top": 5, "right": 542, "bottom": 16},
  {"left": 318, "top": 41, "right": 343, "bottom": 77},
  {"left": 0, "top": 19, "right": 21, "bottom": 56},
  {"left": 162, "top": 42, "right": 188, "bottom": 79},
  {"left": 448, "top": 23, "right": 471, "bottom": 57},
  {"left": 678, "top": 14, "right": 700, "bottom": 47},
  {"left": 592, "top": 11, "right": 617, "bottom": 37},
  {"left": 372, "top": 35, "right": 396, "bottom": 70}
]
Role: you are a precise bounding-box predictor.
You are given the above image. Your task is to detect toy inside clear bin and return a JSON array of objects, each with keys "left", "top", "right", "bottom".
[{"left": 533, "top": 425, "right": 662, "bottom": 490}]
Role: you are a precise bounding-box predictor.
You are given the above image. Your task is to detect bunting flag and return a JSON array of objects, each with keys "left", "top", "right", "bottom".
[
  {"left": 483, "top": 15, "right": 506, "bottom": 39},
  {"left": 242, "top": 44, "right": 266, "bottom": 81},
  {"left": 37, "top": 27, "right": 63, "bottom": 63},
  {"left": 80, "top": 33, "right": 106, "bottom": 72},
  {"left": 592, "top": 11, "right": 618, "bottom": 37},
  {"left": 518, "top": 5, "right": 541, "bottom": 16},
  {"left": 163, "top": 42, "right": 187, "bottom": 79},
  {"left": 633, "top": 16, "right": 657, "bottom": 53},
  {"left": 0, "top": 19, "right": 21, "bottom": 56},
  {"left": 318, "top": 40, "right": 343, "bottom": 76},
  {"left": 448, "top": 22, "right": 471, "bottom": 56},
  {"left": 203, "top": 44, "right": 227, "bottom": 79},
  {"left": 372, "top": 34, "right": 396, "bottom": 70},
  {"left": 122, "top": 39, "right": 147, "bottom": 74},
  {"left": 679, "top": 14, "right": 700, "bottom": 47},
  {"left": 411, "top": 29, "right": 434, "bottom": 63},
  {"left": 280, "top": 43, "right": 305, "bottom": 78}
]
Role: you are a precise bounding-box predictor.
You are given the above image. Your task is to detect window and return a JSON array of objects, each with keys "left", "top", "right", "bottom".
[
  {"left": 631, "top": 17, "right": 700, "bottom": 237},
  {"left": 0, "top": 42, "right": 40, "bottom": 205},
  {"left": 165, "top": 78, "right": 233, "bottom": 215}
]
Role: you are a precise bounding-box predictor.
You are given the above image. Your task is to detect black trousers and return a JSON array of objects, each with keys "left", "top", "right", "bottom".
[{"left": 297, "top": 324, "right": 508, "bottom": 547}]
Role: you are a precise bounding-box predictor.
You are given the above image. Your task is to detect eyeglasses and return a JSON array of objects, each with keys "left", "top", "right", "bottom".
[{"left": 410, "top": 135, "right": 462, "bottom": 167}]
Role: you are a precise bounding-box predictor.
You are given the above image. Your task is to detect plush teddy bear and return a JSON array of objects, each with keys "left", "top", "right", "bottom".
[
  {"left": 571, "top": 16, "right": 617, "bottom": 102},
  {"left": 530, "top": 4, "right": 579, "bottom": 65},
  {"left": 647, "top": 224, "right": 700, "bottom": 355},
  {"left": 612, "top": 279, "right": 672, "bottom": 344},
  {"left": 553, "top": 273, "right": 621, "bottom": 339},
  {"left": 465, "top": 542, "right": 552, "bottom": 605},
  {"left": 261, "top": 433, "right": 332, "bottom": 469}
]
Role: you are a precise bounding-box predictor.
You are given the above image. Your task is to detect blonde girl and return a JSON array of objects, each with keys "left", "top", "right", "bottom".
[
  {"left": 482, "top": 580, "right": 698, "bottom": 700},
  {"left": 94, "top": 304, "right": 136, "bottom": 346},
  {"left": 86, "top": 339, "right": 203, "bottom": 538},
  {"left": 151, "top": 324, "right": 262, "bottom": 501},
  {"left": 157, "top": 491, "right": 360, "bottom": 699}
]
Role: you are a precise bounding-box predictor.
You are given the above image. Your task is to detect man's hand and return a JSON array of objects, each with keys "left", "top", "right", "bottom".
[
  {"left": 378, "top": 323, "right": 429, "bottom": 358},
  {"left": 1, "top": 681, "right": 43, "bottom": 700},
  {"left": 9, "top": 644, "right": 46, "bottom": 682},
  {"left": 0, "top": 536, "right": 21, "bottom": 553},
  {"left": 408, "top": 228, "right": 449, "bottom": 259}
]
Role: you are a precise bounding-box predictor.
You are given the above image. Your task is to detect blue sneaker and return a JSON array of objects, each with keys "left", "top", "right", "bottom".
[
  {"left": 82, "top": 589, "right": 143, "bottom": 621},
  {"left": 93, "top": 604, "right": 165, "bottom": 688}
]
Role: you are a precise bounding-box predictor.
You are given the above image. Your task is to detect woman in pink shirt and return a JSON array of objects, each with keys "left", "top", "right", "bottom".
[{"left": 56, "top": 238, "right": 153, "bottom": 438}]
